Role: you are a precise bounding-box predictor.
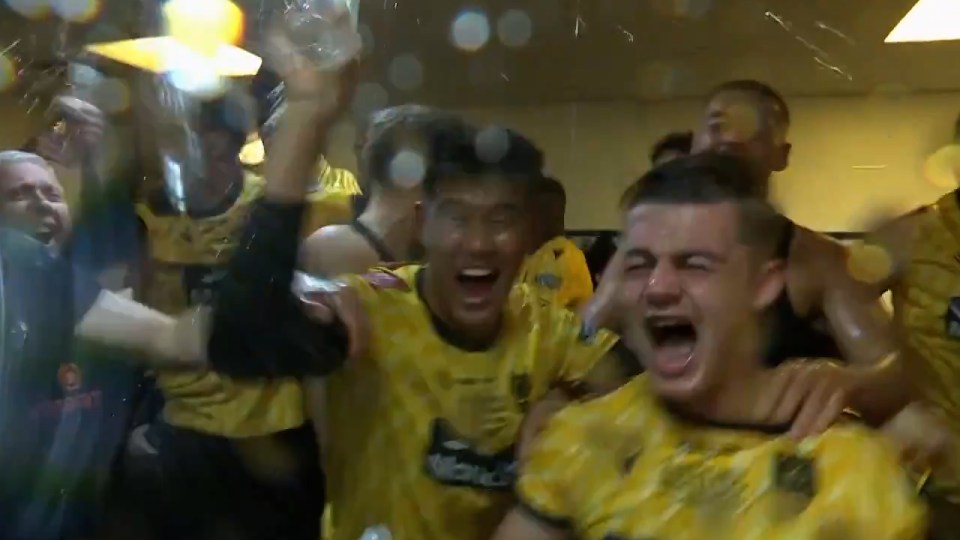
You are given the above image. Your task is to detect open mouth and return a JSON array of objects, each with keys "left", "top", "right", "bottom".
[
  {"left": 646, "top": 315, "right": 698, "bottom": 377},
  {"left": 456, "top": 268, "right": 501, "bottom": 305}
]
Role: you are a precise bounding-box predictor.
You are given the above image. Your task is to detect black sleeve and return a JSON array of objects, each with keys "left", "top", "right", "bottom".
[{"left": 208, "top": 199, "right": 349, "bottom": 378}]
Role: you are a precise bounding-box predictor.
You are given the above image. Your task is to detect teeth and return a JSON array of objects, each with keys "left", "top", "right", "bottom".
[{"left": 461, "top": 269, "right": 494, "bottom": 277}]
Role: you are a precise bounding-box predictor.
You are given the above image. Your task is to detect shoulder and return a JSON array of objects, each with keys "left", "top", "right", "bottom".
[
  {"left": 543, "top": 377, "right": 651, "bottom": 445},
  {"left": 343, "top": 265, "right": 419, "bottom": 295}
]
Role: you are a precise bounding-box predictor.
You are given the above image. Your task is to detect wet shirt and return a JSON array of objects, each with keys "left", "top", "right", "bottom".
[
  {"left": 208, "top": 201, "right": 633, "bottom": 540},
  {"left": 518, "top": 376, "right": 927, "bottom": 540}
]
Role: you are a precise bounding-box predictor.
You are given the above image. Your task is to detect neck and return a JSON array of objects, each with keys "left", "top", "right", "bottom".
[
  {"left": 358, "top": 191, "right": 418, "bottom": 260},
  {"left": 673, "top": 330, "right": 769, "bottom": 426}
]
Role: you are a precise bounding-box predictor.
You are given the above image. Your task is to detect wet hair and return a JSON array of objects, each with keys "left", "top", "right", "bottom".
[
  {"left": 361, "top": 105, "right": 460, "bottom": 190},
  {"left": 623, "top": 152, "right": 786, "bottom": 256},
  {"left": 537, "top": 176, "right": 566, "bottom": 207},
  {"left": 422, "top": 125, "right": 544, "bottom": 200},
  {"left": 197, "top": 93, "right": 252, "bottom": 148},
  {"left": 650, "top": 131, "right": 693, "bottom": 165},
  {"left": 0, "top": 150, "right": 52, "bottom": 173},
  {"left": 708, "top": 79, "right": 791, "bottom": 127}
]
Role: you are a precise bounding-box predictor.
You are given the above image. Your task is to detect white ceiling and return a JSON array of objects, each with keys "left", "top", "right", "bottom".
[{"left": 3, "top": 0, "right": 959, "bottom": 108}]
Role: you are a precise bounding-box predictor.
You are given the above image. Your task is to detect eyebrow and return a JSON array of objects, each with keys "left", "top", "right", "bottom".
[{"left": 624, "top": 247, "right": 727, "bottom": 262}]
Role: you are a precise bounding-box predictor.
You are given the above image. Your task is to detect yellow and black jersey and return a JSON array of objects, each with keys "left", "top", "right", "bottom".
[
  {"left": 895, "top": 188, "right": 960, "bottom": 500},
  {"left": 209, "top": 197, "right": 634, "bottom": 540},
  {"left": 518, "top": 235, "right": 593, "bottom": 310},
  {"left": 518, "top": 376, "right": 928, "bottom": 540},
  {"left": 314, "top": 264, "right": 621, "bottom": 540},
  {"left": 136, "top": 172, "right": 351, "bottom": 437}
]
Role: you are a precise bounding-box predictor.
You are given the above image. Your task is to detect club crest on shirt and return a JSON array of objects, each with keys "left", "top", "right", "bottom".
[
  {"left": 58, "top": 363, "right": 83, "bottom": 393},
  {"left": 946, "top": 297, "right": 960, "bottom": 338},
  {"left": 773, "top": 453, "right": 816, "bottom": 497},
  {"left": 536, "top": 273, "right": 562, "bottom": 290},
  {"left": 360, "top": 271, "right": 409, "bottom": 291}
]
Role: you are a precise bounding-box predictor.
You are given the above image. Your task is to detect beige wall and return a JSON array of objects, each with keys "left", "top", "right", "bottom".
[
  {"left": 330, "top": 92, "right": 960, "bottom": 232},
  {"left": 3, "top": 90, "right": 957, "bottom": 234}
]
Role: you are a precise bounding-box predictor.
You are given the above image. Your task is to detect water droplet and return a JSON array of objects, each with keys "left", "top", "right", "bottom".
[
  {"left": 923, "top": 145, "right": 960, "bottom": 189},
  {"left": 351, "top": 82, "right": 389, "bottom": 118},
  {"left": 388, "top": 149, "right": 426, "bottom": 188},
  {"left": 388, "top": 54, "right": 423, "bottom": 91},
  {"left": 51, "top": 0, "right": 100, "bottom": 22},
  {"left": 497, "top": 9, "right": 532, "bottom": 48},
  {"left": 474, "top": 126, "right": 510, "bottom": 164},
  {"left": 451, "top": 9, "right": 490, "bottom": 52},
  {"left": 5, "top": 0, "right": 52, "bottom": 18}
]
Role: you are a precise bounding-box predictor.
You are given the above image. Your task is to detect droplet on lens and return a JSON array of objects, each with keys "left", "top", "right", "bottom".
[
  {"left": 389, "top": 149, "right": 426, "bottom": 188},
  {"left": 388, "top": 54, "right": 423, "bottom": 91},
  {"left": 497, "top": 9, "right": 532, "bottom": 48},
  {"left": 451, "top": 9, "right": 491, "bottom": 52},
  {"left": 474, "top": 126, "right": 510, "bottom": 164}
]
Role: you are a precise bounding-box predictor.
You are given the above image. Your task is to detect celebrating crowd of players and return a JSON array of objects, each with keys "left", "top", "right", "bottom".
[{"left": 3, "top": 28, "right": 960, "bottom": 540}]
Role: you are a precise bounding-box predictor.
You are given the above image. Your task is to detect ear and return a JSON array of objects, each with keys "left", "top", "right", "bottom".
[
  {"left": 772, "top": 142, "right": 791, "bottom": 172},
  {"left": 752, "top": 258, "right": 786, "bottom": 311}
]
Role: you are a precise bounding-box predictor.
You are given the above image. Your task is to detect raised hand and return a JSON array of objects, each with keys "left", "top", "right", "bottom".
[{"left": 35, "top": 96, "right": 105, "bottom": 166}]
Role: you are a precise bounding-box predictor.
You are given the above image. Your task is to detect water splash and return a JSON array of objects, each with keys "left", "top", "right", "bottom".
[
  {"left": 815, "top": 20, "right": 856, "bottom": 45},
  {"left": 616, "top": 25, "right": 635, "bottom": 43},
  {"left": 764, "top": 10, "right": 853, "bottom": 81}
]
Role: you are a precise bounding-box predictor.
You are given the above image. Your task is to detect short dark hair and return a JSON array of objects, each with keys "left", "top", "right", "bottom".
[
  {"left": 422, "top": 125, "right": 544, "bottom": 199},
  {"left": 198, "top": 94, "right": 251, "bottom": 148},
  {"left": 537, "top": 176, "right": 566, "bottom": 206},
  {"left": 360, "top": 105, "right": 466, "bottom": 190},
  {"left": 650, "top": 131, "right": 693, "bottom": 164},
  {"left": 623, "top": 152, "right": 786, "bottom": 255},
  {"left": 708, "top": 79, "right": 791, "bottom": 127}
]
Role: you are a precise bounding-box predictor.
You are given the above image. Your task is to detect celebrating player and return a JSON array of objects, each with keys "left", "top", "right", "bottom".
[
  {"left": 589, "top": 80, "right": 909, "bottom": 437},
  {"left": 493, "top": 152, "right": 928, "bottom": 540},
  {"left": 206, "top": 38, "right": 638, "bottom": 540}
]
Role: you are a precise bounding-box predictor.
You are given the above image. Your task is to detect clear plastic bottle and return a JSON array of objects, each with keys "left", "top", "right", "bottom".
[
  {"left": 282, "top": 0, "right": 363, "bottom": 70},
  {"left": 358, "top": 525, "right": 392, "bottom": 540}
]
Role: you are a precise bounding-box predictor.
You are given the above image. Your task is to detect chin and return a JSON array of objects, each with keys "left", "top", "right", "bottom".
[{"left": 647, "top": 352, "right": 711, "bottom": 403}]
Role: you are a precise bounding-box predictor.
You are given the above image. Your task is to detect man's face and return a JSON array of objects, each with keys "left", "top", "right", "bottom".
[
  {"left": 617, "top": 202, "right": 782, "bottom": 402},
  {"left": 692, "top": 90, "right": 790, "bottom": 178},
  {"left": 0, "top": 161, "right": 71, "bottom": 245},
  {"left": 200, "top": 128, "right": 243, "bottom": 182},
  {"left": 420, "top": 177, "right": 528, "bottom": 340}
]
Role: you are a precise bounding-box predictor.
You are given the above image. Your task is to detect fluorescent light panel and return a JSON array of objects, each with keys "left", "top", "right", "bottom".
[
  {"left": 885, "top": 0, "right": 960, "bottom": 43},
  {"left": 85, "top": 37, "right": 262, "bottom": 76}
]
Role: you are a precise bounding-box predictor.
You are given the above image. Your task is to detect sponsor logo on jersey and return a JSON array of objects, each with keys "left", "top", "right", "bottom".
[{"left": 424, "top": 419, "right": 517, "bottom": 491}]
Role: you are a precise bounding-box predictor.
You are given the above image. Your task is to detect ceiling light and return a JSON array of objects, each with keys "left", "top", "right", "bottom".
[
  {"left": 85, "top": 0, "right": 259, "bottom": 77},
  {"left": 85, "top": 38, "right": 262, "bottom": 77},
  {"left": 885, "top": 0, "right": 960, "bottom": 43}
]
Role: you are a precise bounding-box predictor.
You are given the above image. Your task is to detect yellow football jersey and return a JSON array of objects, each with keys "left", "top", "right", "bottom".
[
  {"left": 136, "top": 172, "right": 351, "bottom": 437},
  {"left": 518, "top": 377, "right": 927, "bottom": 540},
  {"left": 317, "top": 157, "right": 362, "bottom": 196},
  {"left": 519, "top": 236, "right": 594, "bottom": 310},
  {"left": 895, "top": 189, "right": 960, "bottom": 500},
  {"left": 321, "top": 264, "right": 620, "bottom": 540}
]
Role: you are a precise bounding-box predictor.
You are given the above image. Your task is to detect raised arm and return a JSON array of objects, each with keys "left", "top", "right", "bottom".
[
  {"left": 207, "top": 31, "right": 360, "bottom": 378},
  {"left": 800, "top": 230, "right": 909, "bottom": 423}
]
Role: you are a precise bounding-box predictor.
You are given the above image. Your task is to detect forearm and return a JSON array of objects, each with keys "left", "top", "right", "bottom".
[
  {"left": 208, "top": 200, "right": 348, "bottom": 378},
  {"left": 75, "top": 290, "right": 205, "bottom": 368},
  {"left": 262, "top": 101, "right": 336, "bottom": 203},
  {"left": 850, "top": 351, "right": 911, "bottom": 424}
]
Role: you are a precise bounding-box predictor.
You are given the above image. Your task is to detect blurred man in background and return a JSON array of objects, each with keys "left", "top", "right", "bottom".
[{"left": 518, "top": 177, "right": 594, "bottom": 310}]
